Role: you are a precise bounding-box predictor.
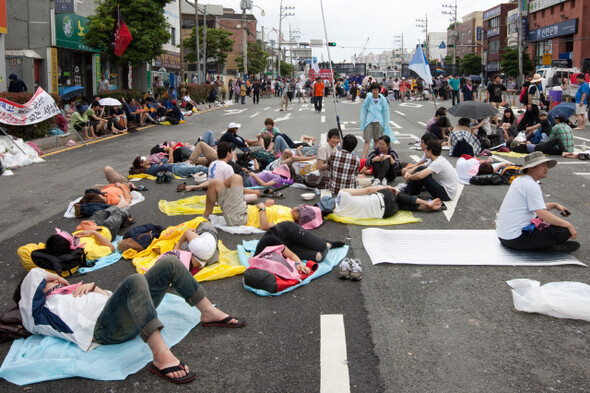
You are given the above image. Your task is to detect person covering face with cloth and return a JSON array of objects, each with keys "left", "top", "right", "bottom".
[{"left": 360, "top": 83, "right": 393, "bottom": 159}]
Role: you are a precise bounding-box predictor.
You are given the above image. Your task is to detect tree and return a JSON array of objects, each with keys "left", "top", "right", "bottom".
[
  {"left": 277, "top": 60, "right": 294, "bottom": 77},
  {"left": 183, "top": 27, "right": 234, "bottom": 65},
  {"left": 235, "top": 42, "right": 269, "bottom": 75},
  {"left": 84, "top": 0, "right": 172, "bottom": 66},
  {"left": 500, "top": 48, "right": 535, "bottom": 77},
  {"left": 460, "top": 53, "right": 482, "bottom": 75}
]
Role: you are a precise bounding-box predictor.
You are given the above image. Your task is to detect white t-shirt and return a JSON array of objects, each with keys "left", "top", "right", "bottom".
[
  {"left": 496, "top": 175, "right": 546, "bottom": 240},
  {"left": 334, "top": 191, "right": 383, "bottom": 219},
  {"left": 427, "top": 156, "right": 458, "bottom": 199},
  {"left": 317, "top": 143, "right": 338, "bottom": 176},
  {"left": 208, "top": 160, "right": 234, "bottom": 181}
]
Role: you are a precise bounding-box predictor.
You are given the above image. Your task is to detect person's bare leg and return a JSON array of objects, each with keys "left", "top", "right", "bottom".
[
  {"left": 416, "top": 197, "right": 442, "bottom": 211},
  {"left": 575, "top": 114, "right": 586, "bottom": 130},
  {"left": 362, "top": 139, "right": 371, "bottom": 159},
  {"left": 244, "top": 189, "right": 261, "bottom": 197},
  {"left": 147, "top": 330, "right": 187, "bottom": 379},
  {"left": 203, "top": 179, "right": 225, "bottom": 218}
]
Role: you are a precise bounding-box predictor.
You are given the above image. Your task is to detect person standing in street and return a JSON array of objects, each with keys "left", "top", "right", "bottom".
[
  {"left": 486, "top": 75, "right": 507, "bottom": 125},
  {"left": 461, "top": 78, "right": 475, "bottom": 102},
  {"left": 574, "top": 73, "right": 589, "bottom": 130},
  {"left": 98, "top": 74, "right": 110, "bottom": 93},
  {"left": 8, "top": 74, "right": 27, "bottom": 93},
  {"left": 360, "top": 82, "right": 393, "bottom": 159},
  {"left": 313, "top": 77, "right": 325, "bottom": 113},
  {"left": 449, "top": 74, "right": 460, "bottom": 106},
  {"left": 252, "top": 79, "right": 260, "bottom": 105}
]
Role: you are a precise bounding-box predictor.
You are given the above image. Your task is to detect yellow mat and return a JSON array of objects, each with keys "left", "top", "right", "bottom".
[
  {"left": 325, "top": 210, "right": 422, "bottom": 226},
  {"left": 492, "top": 151, "right": 528, "bottom": 158},
  {"left": 123, "top": 216, "right": 245, "bottom": 282},
  {"left": 158, "top": 195, "right": 222, "bottom": 216},
  {"left": 128, "top": 173, "right": 182, "bottom": 180}
]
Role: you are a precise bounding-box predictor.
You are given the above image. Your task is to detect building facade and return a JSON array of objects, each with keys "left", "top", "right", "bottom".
[
  {"left": 449, "top": 11, "right": 483, "bottom": 59},
  {"left": 427, "top": 32, "right": 447, "bottom": 61},
  {"left": 482, "top": 3, "right": 517, "bottom": 76}
]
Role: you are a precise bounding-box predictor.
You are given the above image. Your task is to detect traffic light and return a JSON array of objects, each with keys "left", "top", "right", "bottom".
[
  {"left": 450, "top": 44, "right": 456, "bottom": 48},
  {"left": 421, "top": 44, "right": 426, "bottom": 48},
  {"left": 328, "top": 42, "right": 336, "bottom": 46}
]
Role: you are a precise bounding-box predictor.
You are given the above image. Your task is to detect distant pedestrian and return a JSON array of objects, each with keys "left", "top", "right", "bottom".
[
  {"left": 8, "top": 74, "right": 27, "bottom": 93},
  {"left": 574, "top": 73, "right": 588, "bottom": 130},
  {"left": 360, "top": 82, "right": 393, "bottom": 159},
  {"left": 313, "top": 77, "right": 324, "bottom": 112},
  {"left": 461, "top": 78, "right": 475, "bottom": 102},
  {"left": 98, "top": 73, "right": 110, "bottom": 92},
  {"left": 449, "top": 74, "right": 460, "bottom": 105}
]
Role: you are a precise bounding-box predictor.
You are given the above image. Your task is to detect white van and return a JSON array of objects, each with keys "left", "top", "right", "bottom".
[{"left": 536, "top": 66, "right": 580, "bottom": 93}]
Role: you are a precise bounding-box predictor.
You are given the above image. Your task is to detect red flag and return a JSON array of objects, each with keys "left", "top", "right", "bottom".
[{"left": 112, "top": 6, "right": 132, "bottom": 57}]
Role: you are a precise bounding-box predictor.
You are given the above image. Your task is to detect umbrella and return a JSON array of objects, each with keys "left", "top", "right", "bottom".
[
  {"left": 547, "top": 102, "right": 576, "bottom": 126},
  {"left": 59, "top": 86, "right": 84, "bottom": 100},
  {"left": 447, "top": 101, "right": 498, "bottom": 119},
  {"left": 469, "top": 75, "right": 481, "bottom": 82},
  {"left": 98, "top": 97, "right": 122, "bottom": 106}
]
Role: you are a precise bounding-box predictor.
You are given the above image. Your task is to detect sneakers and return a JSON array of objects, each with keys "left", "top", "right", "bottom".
[
  {"left": 394, "top": 183, "right": 407, "bottom": 193},
  {"left": 549, "top": 241, "right": 580, "bottom": 253},
  {"left": 338, "top": 258, "right": 351, "bottom": 279},
  {"left": 338, "top": 258, "right": 363, "bottom": 280},
  {"left": 372, "top": 179, "right": 381, "bottom": 187},
  {"left": 349, "top": 259, "right": 363, "bottom": 281},
  {"left": 381, "top": 178, "right": 388, "bottom": 186}
]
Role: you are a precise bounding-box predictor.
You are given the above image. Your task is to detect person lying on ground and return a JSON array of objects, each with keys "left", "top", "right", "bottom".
[
  {"left": 254, "top": 221, "right": 344, "bottom": 262},
  {"left": 79, "top": 166, "right": 144, "bottom": 208},
  {"left": 455, "top": 156, "right": 513, "bottom": 183},
  {"left": 496, "top": 151, "right": 579, "bottom": 253},
  {"left": 219, "top": 122, "right": 260, "bottom": 152},
  {"left": 130, "top": 156, "right": 207, "bottom": 178},
  {"left": 172, "top": 220, "right": 219, "bottom": 273},
  {"left": 360, "top": 135, "right": 404, "bottom": 185},
  {"left": 266, "top": 149, "right": 313, "bottom": 171},
  {"left": 333, "top": 185, "right": 442, "bottom": 218},
  {"left": 402, "top": 139, "right": 458, "bottom": 202},
  {"left": 16, "top": 255, "right": 245, "bottom": 384},
  {"left": 187, "top": 141, "right": 218, "bottom": 166},
  {"left": 203, "top": 174, "right": 303, "bottom": 230},
  {"left": 243, "top": 164, "right": 292, "bottom": 187},
  {"left": 401, "top": 133, "right": 438, "bottom": 176}
]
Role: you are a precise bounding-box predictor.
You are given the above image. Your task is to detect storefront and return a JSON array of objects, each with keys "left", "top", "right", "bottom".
[
  {"left": 528, "top": 19, "right": 577, "bottom": 68},
  {"left": 150, "top": 51, "right": 181, "bottom": 91},
  {"left": 54, "top": 13, "right": 101, "bottom": 97}
]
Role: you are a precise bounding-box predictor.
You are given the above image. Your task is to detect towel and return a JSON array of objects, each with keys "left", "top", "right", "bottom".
[
  {"left": 158, "top": 195, "right": 222, "bottom": 216},
  {"left": 237, "top": 240, "right": 349, "bottom": 296},
  {"left": 64, "top": 191, "right": 145, "bottom": 219},
  {"left": 78, "top": 236, "right": 123, "bottom": 274},
  {"left": 128, "top": 173, "right": 182, "bottom": 180},
  {"left": 325, "top": 210, "right": 421, "bottom": 226},
  {"left": 0, "top": 293, "right": 201, "bottom": 385},
  {"left": 208, "top": 215, "right": 265, "bottom": 234},
  {"left": 492, "top": 151, "right": 528, "bottom": 158}
]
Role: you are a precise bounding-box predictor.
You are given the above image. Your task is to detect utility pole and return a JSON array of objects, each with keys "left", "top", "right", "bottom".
[
  {"left": 178, "top": 0, "right": 184, "bottom": 82},
  {"left": 517, "top": 0, "right": 524, "bottom": 86},
  {"left": 278, "top": 0, "right": 294, "bottom": 77},
  {"left": 193, "top": 0, "right": 200, "bottom": 83},
  {"left": 442, "top": 0, "right": 457, "bottom": 65},
  {"left": 394, "top": 33, "right": 404, "bottom": 70},
  {"left": 203, "top": 5, "right": 207, "bottom": 79},
  {"left": 416, "top": 14, "right": 428, "bottom": 59},
  {"left": 240, "top": 1, "right": 249, "bottom": 81}
]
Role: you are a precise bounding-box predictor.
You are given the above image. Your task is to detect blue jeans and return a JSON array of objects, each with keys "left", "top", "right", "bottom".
[
  {"left": 451, "top": 90, "right": 460, "bottom": 106},
  {"left": 94, "top": 256, "right": 206, "bottom": 343},
  {"left": 170, "top": 163, "right": 207, "bottom": 177},
  {"left": 403, "top": 166, "right": 451, "bottom": 201},
  {"left": 200, "top": 130, "right": 216, "bottom": 147},
  {"left": 273, "top": 135, "right": 290, "bottom": 154}
]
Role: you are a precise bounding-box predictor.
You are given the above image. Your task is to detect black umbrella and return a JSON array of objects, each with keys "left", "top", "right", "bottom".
[
  {"left": 59, "top": 86, "right": 84, "bottom": 100},
  {"left": 447, "top": 101, "right": 498, "bottom": 119}
]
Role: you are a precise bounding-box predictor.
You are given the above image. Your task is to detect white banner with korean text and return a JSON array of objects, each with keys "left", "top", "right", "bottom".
[{"left": 0, "top": 87, "right": 60, "bottom": 126}]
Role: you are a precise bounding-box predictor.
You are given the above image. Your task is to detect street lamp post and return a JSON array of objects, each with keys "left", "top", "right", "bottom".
[
  {"left": 442, "top": 0, "right": 457, "bottom": 65},
  {"left": 394, "top": 33, "right": 404, "bottom": 71},
  {"left": 278, "top": 0, "right": 294, "bottom": 77},
  {"left": 416, "top": 14, "right": 428, "bottom": 59}
]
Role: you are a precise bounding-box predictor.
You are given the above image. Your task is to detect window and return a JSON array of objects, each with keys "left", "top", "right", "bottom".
[
  {"left": 490, "top": 17, "right": 500, "bottom": 28},
  {"left": 489, "top": 39, "right": 499, "bottom": 53},
  {"left": 571, "top": 0, "right": 575, "bottom": 8},
  {"left": 171, "top": 27, "right": 176, "bottom": 46},
  {"left": 560, "top": 3, "right": 564, "bottom": 11}
]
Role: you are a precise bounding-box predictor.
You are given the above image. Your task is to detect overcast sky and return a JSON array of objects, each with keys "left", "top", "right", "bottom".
[{"left": 202, "top": 0, "right": 513, "bottom": 62}]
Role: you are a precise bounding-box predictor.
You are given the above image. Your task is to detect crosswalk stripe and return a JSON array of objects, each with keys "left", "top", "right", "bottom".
[
  {"left": 410, "top": 155, "right": 421, "bottom": 162},
  {"left": 250, "top": 112, "right": 260, "bottom": 118},
  {"left": 417, "top": 121, "right": 427, "bottom": 126},
  {"left": 443, "top": 183, "right": 464, "bottom": 222},
  {"left": 321, "top": 115, "right": 326, "bottom": 123},
  {"left": 394, "top": 110, "right": 405, "bottom": 116},
  {"left": 389, "top": 121, "right": 402, "bottom": 129},
  {"left": 321, "top": 314, "right": 350, "bottom": 393}
]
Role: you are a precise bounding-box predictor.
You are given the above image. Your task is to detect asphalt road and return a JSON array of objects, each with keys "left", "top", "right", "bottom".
[{"left": 0, "top": 94, "right": 589, "bottom": 392}]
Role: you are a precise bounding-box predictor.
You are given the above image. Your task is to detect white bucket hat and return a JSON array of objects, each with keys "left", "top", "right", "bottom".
[{"left": 228, "top": 122, "right": 241, "bottom": 129}]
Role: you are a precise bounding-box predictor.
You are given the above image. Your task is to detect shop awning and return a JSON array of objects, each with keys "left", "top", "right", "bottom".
[{"left": 5, "top": 50, "right": 44, "bottom": 59}]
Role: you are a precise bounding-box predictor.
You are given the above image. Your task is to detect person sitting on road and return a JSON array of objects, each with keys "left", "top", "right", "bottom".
[
  {"left": 85, "top": 101, "right": 108, "bottom": 137},
  {"left": 401, "top": 133, "right": 438, "bottom": 177},
  {"left": 427, "top": 115, "right": 450, "bottom": 144},
  {"left": 449, "top": 118, "right": 482, "bottom": 157},
  {"left": 70, "top": 104, "right": 96, "bottom": 140},
  {"left": 16, "top": 255, "right": 245, "bottom": 384},
  {"left": 333, "top": 185, "right": 442, "bottom": 218},
  {"left": 317, "top": 128, "right": 341, "bottom": 176},
  {"left": 402, "top": 140, "right": 458, "bottom": 202},
  {"left": 361, "top": 135, "right": 403, "bottom": 186},
  {"left": 533, "top": 114, "right": 575, "bottom": 156},
  {"left": 327, "top": 134, "right": 361, "bottom": 195},
  {"left": 496, "top": 151, "right": 579, "bottom": 253},
  {"left": 218, "top": 122, "right": 260, "bottom": 152},
  {"left": 127, "top": 98, "right": 149, "bottom": 126}
]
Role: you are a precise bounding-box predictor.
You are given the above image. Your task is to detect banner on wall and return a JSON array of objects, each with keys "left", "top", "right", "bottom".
[{"left": 0, "top": 88, "right": 60, "bottom": 126}]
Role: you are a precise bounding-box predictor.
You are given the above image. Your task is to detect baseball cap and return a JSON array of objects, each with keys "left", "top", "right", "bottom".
[
  {"left": 171, "top": 100, "right": 177, "bottom": 105},
  {"left": 539, "top": 110, "right": 547, "bottom": 116},
  {"left": 188, "top": 232, "right": 217, "bottom": 263},
  {"left": 228, "top": 122, "right": 241, "bottom": 129}
]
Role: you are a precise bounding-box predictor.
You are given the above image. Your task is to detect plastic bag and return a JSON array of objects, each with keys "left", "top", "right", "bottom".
[{"left": 507, "top": 279, "right": 590, "bottom": 322}]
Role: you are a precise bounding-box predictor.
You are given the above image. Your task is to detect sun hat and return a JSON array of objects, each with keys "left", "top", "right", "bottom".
[
  {"left": 530, "top": 73, "right": 543, "bottom": 83},
  {"left": 228, "top": 122, "right": 241, "bottom": 129},
  {"left": 522, "top": 151, "right": 557, "bottom": 170},
  {"left": 294, "top": 204, "right": 323, "bottom": 230},
  {"left": 271, "top": 164, "right": 291, "bottom": 180}
]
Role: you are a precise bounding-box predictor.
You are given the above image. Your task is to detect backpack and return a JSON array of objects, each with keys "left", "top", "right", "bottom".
[
  {"left": 303, "top": 173, "right": 329, "bottom": 189},
  {"left": 498, "top": 165, "right": 523, "bottom": 184},
  {"left": 30, "top": 248, "right": 89, "bottom": 277},
  {"left": 469, "top": 173, "right": 504, "bottom": 185},
  {"left": 0, "top": 306, "right": 31, "bottom": 343},
  {"left": 519, "top": 87, "right": 528, "bottom": 105},
  {"left": 252, "top": 150, "right": 277, "bottom": 168}
]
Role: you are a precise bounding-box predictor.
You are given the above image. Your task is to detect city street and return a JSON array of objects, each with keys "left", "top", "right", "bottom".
[{"left": 1, "top": 95, "right": 589, "bottom": 393}]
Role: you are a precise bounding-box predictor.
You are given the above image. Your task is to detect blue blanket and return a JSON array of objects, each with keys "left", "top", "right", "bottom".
[
  {"left": 238, "top": 240, "right": 349, "bottom": 296},
  {"left": 78, "top": 236, "right": 123, "bottom": 274},
  {"left": 0, "top": 293, "right": 201, "bottom": 385}
]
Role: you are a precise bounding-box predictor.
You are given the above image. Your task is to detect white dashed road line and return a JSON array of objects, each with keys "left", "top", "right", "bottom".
[
  {"left": 410, "top": 155, "right": 421, "bottom": 162},
  {"left": 389, "top": 121, "right": 402, "bottom": 129},
  {"left": 321, "top": 314, "right": 350, "bottom": 393},
  {"left": 321, "top": 115, "right": 326, "bottom": 123},
  {"left": 250, "top": 112, "right": 260, "bottom": 118},
  {"left": 417, "top": 121, "right": 427, "bottom": 127},
  {"left": 274, "top": 113, "right": 292, "bottom": 122},
  {"left": 443, "top": 183, "right": 464, "bottom": 222},
  {"left": 264, "top": 107, "right": 271, "bottom": 110},
  {"left": 394, "top": 111, "right": 406, "bottom": 116}
]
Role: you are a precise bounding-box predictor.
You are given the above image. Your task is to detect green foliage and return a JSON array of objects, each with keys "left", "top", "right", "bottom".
[
  {"left": 94, "top": 89, "right": 146, "bottom": 102},
  {"left": 180, "top": 84, "right": 212, "bottom": 103},
  {"left": 278, "top": 60, "right": 295, "bottom": 77},
  {"left": 235, "top": 42, "right": 269, "bottom": 75},
  {"left": 84, "top": 0, "right": 173, "bottom": 66},
  {"left": 500, "top": 48, "right": 535, "bottom": 77},
  {"left": 444, "top": 54, "right": 454, "bottom": 65},
  {"left": 460, "top": 53, "right": 482, "bottom": 75},
  {"left": 183, "top": 27, "right": 234, "bottom": 64}
]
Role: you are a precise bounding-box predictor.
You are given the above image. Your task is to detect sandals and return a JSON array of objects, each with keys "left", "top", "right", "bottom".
[
  {"left": 578, "top": 153, "right": 590, "bottom": 161},
  {"left": 177, "top": 182, "right": 187, "bottom": 192},
  {"left": 268, "top": 191, "right": 284, "bottom": 199},
  {"left": 135, "top": 185, "right": 148, "bottom": 191},
  {"left": 201, "top": 315, "right": 246, "bottom": 328},
  {"left": 148, "top": 361, "right": 196, "bottom": 384}
]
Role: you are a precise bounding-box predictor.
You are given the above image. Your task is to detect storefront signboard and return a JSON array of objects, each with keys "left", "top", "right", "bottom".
[
  {"left": 94, "top": 54, "right": 100, "bottom": 93},
  {"left": 529, "top": 0, "right": 567, "bottom": 13},
  {"left": 50, "top": 48, "right": 58, "bottom": 94},
  {"left": 483, "top": 6, "right": 501, "bottom": 21},
  {"left": 55, "top": 13, "right": 99, "bottom": 52},
  {"left": 528, "top": 19, "right": 577, "bottom": 42}
]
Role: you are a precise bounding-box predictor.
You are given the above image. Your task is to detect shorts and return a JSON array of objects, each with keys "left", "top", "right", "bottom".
[
  {"left": 104, "top": 166, "right": 128, "bottom": 184},
  {"left": 576, "top": 103, "right": 587, "bottom": 115},
  {"left": 490, "top": 101, "right": 502, "bottom": 108},
  {"left": 363, "top": 122, "right": 383, "bottom": 141},
  {"left": 218, "top": 186, "right": 248, "bottom": 226}
]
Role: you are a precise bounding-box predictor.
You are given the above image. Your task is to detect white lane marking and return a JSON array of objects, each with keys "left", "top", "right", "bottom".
[
  {"left": 574, "top": 172, "right": 590, "bottom": 175},
  {"left": 399, "top": 102, "right": 423, "bottom": 108},
  {"left": 321, "top": 115, "right": 326, "bottom": 123},
  {"left": 250, "top": 112, "right": 260, "bottom": 118},
  {"left": 301, "top": 104, "right": 309, "bottom": 108},
  {"left": 389, "top": 121, "right": 402, "bottom": 129},
  {"left": 443, "top": 183, "right": 464, "bottom": 222},
  {"left": 322, "top": 108, "right": 326, "bottom": 113},
  {"left": 558, "top": 161, "right": 590, "bottom": 165},
  {"left": 393, "top": 140, "right": 400, "bottom": 144},
  {"left": 417, "top": 121, "right": 427, "bottom": 126},
  {"left": 321, "top": 314, "right": 350, "bottom": 393},
  {"left": 274, "top": 113, "right": 292, "bottom": 122},
  {"left": 341, "top": 122, "right": 346, "bottom": 130},
  {"left": 410, "top": 155, "right": 421, "bottom": 162},
  {"left": 299, "top": 107, "right": 307, "bottom": 111},
  {"left": 223, "top": 109, "right": 248, "bottom": 116},
  {"left": 320, "top": 133, "right": 327, "bottom": 145},
  {"left": 394, "top": 110, "right": 406, "bottom": 116},
  {"left": 574, "top": 135, "right": 590, "bottom": 142},
  {"left": 264, "top": 107, "right": 271, "bottom": 110}
]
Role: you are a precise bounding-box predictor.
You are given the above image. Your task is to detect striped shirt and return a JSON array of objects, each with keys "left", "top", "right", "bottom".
[{"left": 327, "top": 150, "right": 360, "bottom": 194}]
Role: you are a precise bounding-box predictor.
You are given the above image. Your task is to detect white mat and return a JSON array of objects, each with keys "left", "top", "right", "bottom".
[
  {"left": 362, "top": 228, "right": 586, "bottom": 267},
  {"left": 64, "top": 191, "right": 145, "bottom": 218},
  {"left": 208, "top": 214, "right": 265, "bottom": 234}
]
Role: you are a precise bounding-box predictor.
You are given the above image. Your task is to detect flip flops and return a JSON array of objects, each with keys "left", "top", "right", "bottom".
[
  {"left": 148, "top": 361, "right": 196, "bottom": 384},
  {"left": 135, "top": 185, "right": 148, "bottom": 191},
  {"left": 177, "top": 182, "right": 187, "bottom": 192},
  {"left": 201, "top": 315, "right": 246, "bottom": 328},
  {"left": 578, "top": 153, "right": 590, "bottom": 160}
]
